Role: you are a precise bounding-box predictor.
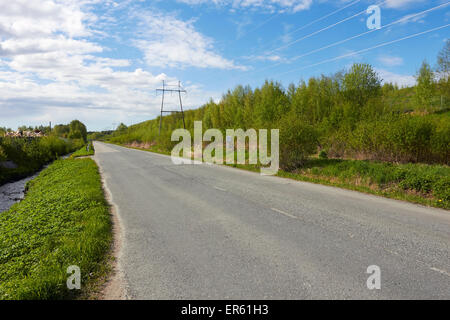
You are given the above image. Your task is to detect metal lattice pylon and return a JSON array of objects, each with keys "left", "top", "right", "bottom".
[{"left": 156, "top": 80, "right": 186, "bottom": 134}]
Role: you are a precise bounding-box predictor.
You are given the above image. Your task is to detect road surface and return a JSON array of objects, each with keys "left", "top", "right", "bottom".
[{"left": 93, "top": 141, "right": 450, "bottom": 299}]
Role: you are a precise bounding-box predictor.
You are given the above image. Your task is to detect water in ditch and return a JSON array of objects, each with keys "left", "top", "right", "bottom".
[{"left": 0, "top": 171, "right": 40, "bottom": 213}]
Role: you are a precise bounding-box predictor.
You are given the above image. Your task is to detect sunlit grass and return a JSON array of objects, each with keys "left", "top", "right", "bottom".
[{"left": 0, "top": 158, "right": 111, "bottom": 299}]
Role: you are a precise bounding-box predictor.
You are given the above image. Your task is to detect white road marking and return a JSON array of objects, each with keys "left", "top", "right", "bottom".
[
  {"left": 383, "top": 249, "right": 450, "bottom": 279},
  {"left": 271, "top": 208, "right": 298, "bottom": 219},
  {"left": 214, "top": 186, "right": 227, "bottom": 192},
  {"left": 430, "top": 267, "right": 450, "bottom": 278}
]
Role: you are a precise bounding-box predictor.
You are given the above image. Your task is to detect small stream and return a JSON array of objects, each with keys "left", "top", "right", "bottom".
[
  {"left": 0, "top": 154, "right": 72, "bottom": 214},
  {"left": 0, "top": 171, "right": 40, "bottom": 213}
]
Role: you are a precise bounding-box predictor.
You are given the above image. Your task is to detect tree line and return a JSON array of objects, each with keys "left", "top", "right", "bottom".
[{"left": 108, "top": 41, "right": 449, "bottom": 168}]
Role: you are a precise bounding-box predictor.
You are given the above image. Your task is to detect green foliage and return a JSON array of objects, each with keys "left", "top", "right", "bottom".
[
  {"left": 296, "top": 159, "right": 449, "bottom": 209},
  {"left": 96, "top": 58, "right": 448, "bottom": 168},
  {"left": 0, "top": 145, "right": 6, "bottom": 162},
  {"left": 70, "top": 142, "right": 95, "bottom": 158},
  {"left": 52, "top": 120, "right": 88, "bottom": 142},
  {"left": 278, "top": 115, "right": 318, "bottom": 170},
  {"left": 68, "top": 120, "right": 87, "bottom": 143},
  {"left": 0, "top": 158, "right": 111, "bottom": 299},
  {"left": 436, "top": 41, "right": 450, "bottom": 105},
  {"left": 116, "top": 123, "right": 128, "bottom": 133},
  {"left": 415, "top": 60, "right": 436, "bottom": 112},
  {"left": 343, "top": 63, "right": 381, "bottom": 109},
  {"left": 53, "top": 124, "right": 70, "bottom": 138},
  {"left": 342, "top": 113, "right": 449, "bottom": 164},
  {"left": 318, "top": 150, "right": 328, "bottom": 159},
  {"left": 436, "top": 39, "right": 449, "bottom": 76},
  {"left": 0, "top": 136, "right": 82, "bottom": 185}
]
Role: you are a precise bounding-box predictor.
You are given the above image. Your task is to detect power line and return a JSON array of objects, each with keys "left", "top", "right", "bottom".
[
  {"left": 242, "top": 0, "right": 363, "bottom": 58},
  {"left": 255, "top": 2, "right": 450, "bottom": 74},
  {"left": 156, "top": 80, "right": 186, "bottom": 134},
  {"left": 266, "top": 0, "right": 388, "bottom": 54},
  {"left": 281, "top": 0, "right": 361, "bottom": 42},
  {"left": 239, "top": 12, "right": 282, "bottom": 39},
  {"left": 275, "top": 23, "right": 450, "bottom": 77},
  {"left": 255, "top": 0, "right": 362, "bottom": 54}
]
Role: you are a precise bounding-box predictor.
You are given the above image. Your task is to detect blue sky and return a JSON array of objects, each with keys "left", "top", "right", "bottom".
[{"left": 0, "top": 0, "right": 448, "bottom": 131}]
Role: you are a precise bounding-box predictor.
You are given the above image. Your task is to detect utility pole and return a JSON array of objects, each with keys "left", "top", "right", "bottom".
[{"left": 156, "top": 80, "right": 186, "bottom": 135}]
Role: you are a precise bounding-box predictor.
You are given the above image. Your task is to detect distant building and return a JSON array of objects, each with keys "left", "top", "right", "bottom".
[{"left": 4, "top": 130, "right": 44, "bottom": 138}]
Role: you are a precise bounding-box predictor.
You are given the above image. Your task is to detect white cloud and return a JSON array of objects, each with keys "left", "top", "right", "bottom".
[
  {"left": 243, "top": 54, "right": 283, "bottom": 62},
  {"left": 398, "top": 12, "right": 427, "bottom": 25},
  {"left": 177, "top": 0, "right": 313, "bottom": 13},
  {"left": 384, "top": 0, "right": 425, "bottom": 9},
  {"left": 0, "top": 37, "right": 102, "bottom": 56},
  {"left": 376, "top": 68, "right": 416, "bottom": 87},
  {"left": 0, "top": 0, "right": 92, "bottom": 39},
  {"left": 0, "top": 0, "right": 223, "bottom": 130},
  {"left": 377, "top": 55, "right": 404, "bottom": 67},
  {"left": 133, "top": 11, "right": 245, "bottom": 70}
]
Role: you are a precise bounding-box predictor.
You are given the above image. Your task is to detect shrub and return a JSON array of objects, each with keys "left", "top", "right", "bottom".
[
  {"left": 278, "top": 116, "right": 318, "bottom": 170},
  {"left": 0, "top": 145, "right": 6, "bottom": 162},
  {"left": 0, "top": 137, "right": 79, "bottom": 185},
  {"left": 318, "top": 150, "right": 328, "bottom": 159},
  {"left": 433, "top": 178, "right": 450, "bottom": 202}
]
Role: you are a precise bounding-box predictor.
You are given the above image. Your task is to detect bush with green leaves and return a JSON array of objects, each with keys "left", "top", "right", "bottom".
[
  {"left": 0, "top": 136, "right": 82, "bottom": 185},
  {"left": 0, "top": 145, "right": 6, "bottom": 162},
  {"left": 278, "top": 116, "right": 318, "bottom": 170},
  {"left": 318, "top": 150, "right": 328, "bottom": 159}
]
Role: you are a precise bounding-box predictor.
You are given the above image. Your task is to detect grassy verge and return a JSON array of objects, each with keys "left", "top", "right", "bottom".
[
  {"left": 70, "top": 142, "right": 95, "bottom": 158},
  {"left": 0, "top": 158, "right": 111, "bottom": 299},
  {"left": 104, "top": 140, "right": 449, "bottom": 210},
  {"left": 232, "top": 160, "right": 449, "bottom": 209}
]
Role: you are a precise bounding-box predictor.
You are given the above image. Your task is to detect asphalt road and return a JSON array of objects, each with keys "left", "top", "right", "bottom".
[{"left": 93, "top": 141, "right": 450, "bottom": 299}]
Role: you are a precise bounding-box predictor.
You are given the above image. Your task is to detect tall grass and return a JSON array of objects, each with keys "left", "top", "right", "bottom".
[{"left": 70, "top": 142, "right": 95, "bottom": 158}]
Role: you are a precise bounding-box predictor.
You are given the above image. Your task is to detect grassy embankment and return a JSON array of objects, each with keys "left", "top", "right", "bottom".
[
  {"left": 0, "top": 154, "right": 112, "bottom": 299},
  {"left": 70, "top": 142, "right": 95, "bottom": 158},
  {"left": 232, "top": 157, "right": 449, "bottom": 210}
]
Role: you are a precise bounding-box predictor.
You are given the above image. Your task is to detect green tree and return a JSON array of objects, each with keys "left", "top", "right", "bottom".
[
  {"left": 69, "top": 120, "right": 87, "bottom": 142},
  {"left": 415, "top": 60, "right": 436, "bottom": 112},
  {"left": 436, "top": 39, "right": 449, "bottom": 77},
  {"left": 343, "top": 63, "right": 381, "bottom": 110},
  {"left": 254, "top": 80, "right": 289, "bottom": 127},
  {"left": 436, "top": 40, "right": 450, "bottom": 107},
  {"left": 116, "top": 123, "right": 128, "bottom": 133},
  {"left": 53, "top": 124, "right": 70, "bottom": 137},
  {"left": 278, "top": 114, "right": 318, "bottom": 170}
]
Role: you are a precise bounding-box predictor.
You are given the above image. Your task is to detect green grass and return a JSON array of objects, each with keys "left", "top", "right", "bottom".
[
  {"left": 70, "top": 142, "right": 95, "bottom": 158},
  {"left": 106, "top": 140, "right": 449, "bottom": 210},
  {"left": 233, "top": 159, "right": 449, "bottom": 210},
  {"left": 0, "top": 158, "right": 111, "bottom": 299}
]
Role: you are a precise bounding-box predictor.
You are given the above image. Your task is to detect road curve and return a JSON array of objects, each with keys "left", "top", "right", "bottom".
[{"left": 93, "top": 141, "right": 450, "bottom": 299}]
